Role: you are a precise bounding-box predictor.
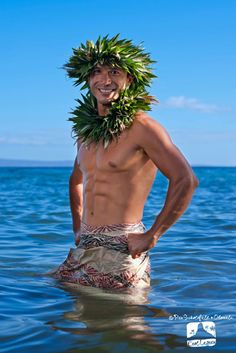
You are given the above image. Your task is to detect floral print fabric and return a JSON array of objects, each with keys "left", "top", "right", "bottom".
[{"left": 53, "top": 221, "right": 150, "bottom": 289}]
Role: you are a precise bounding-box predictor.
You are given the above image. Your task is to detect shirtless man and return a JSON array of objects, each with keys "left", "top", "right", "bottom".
[{"left": 54, "top": 35, "right": 198, "bottom": 289}]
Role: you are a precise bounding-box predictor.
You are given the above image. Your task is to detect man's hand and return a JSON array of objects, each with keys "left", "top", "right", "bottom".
[{"left": 127, "top": 232, "right": 157, "bottom": 259}]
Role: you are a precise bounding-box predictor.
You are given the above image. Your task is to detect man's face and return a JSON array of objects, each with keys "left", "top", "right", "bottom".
[{"left": 88, "top": 64, "right": 132, "bottom": 107}]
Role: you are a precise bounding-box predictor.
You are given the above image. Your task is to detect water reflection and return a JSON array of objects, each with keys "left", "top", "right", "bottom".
[{"left": 48, "top": 282, "right": 185, "bottom": 352}]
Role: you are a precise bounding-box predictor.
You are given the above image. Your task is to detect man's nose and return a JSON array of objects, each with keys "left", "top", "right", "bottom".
[{"left": 101, "top": 72, "right": 112, "bottom": 85}]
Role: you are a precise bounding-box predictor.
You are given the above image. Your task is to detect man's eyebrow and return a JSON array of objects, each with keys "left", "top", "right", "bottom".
[
  {"left": 110, "top": 67, "right": 122, "bottom": 71},
  {"left": 91, "top": 67, "right": 101, "bottom": 73}
]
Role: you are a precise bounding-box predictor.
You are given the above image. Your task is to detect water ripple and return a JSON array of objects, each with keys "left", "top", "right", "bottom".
[{"left": 0, "top": 167, "right": 235, "bottom": 352}]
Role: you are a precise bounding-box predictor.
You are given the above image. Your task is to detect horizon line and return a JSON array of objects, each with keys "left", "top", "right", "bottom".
[{"left": 0, "top": 158, "right": 235, "bottom": 168}]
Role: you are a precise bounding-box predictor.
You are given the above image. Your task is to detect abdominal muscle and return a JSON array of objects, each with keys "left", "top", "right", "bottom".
[{"left": 82, "top": 165, "right": 156, "bottom": 226}]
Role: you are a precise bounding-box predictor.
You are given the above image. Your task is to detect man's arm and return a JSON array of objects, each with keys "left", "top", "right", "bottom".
[
  {"left": 69, "top": 151, "right": 83, "bottom": 245},
  {"left": 128, "top": 115, "right": 199, "bottom": 258}
]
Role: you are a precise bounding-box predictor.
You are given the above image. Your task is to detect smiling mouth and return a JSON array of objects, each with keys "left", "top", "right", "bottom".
[{"left": 98, "top": 88, "right": 115, "bottom": 94}]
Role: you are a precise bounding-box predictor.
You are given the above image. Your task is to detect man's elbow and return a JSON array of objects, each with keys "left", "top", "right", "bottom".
[
  {"left": 182, "top": 172, "right": 199, "bottom": 191},
  {"left": 193, "top": 175, "right": 199, "bottom": 188},
  {"left": 190, "top": 170, "right": 199, "bottom": 188}
]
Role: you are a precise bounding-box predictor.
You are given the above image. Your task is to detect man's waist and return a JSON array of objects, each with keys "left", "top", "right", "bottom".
[{"left": 80, "top": 220, "right": 144, "bottom": 235}]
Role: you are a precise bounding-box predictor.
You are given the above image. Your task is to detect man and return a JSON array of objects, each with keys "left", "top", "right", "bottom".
[{"left": 54, "top": 34, "right": 199, "bottom": 289}]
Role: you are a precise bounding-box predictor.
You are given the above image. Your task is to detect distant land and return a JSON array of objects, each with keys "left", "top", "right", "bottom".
[
  {"left": 0, "top": 159, "right": 234, "bottom": 168},
  {"left": 0, "top": 159, "right": 73, "bottom": 167}
]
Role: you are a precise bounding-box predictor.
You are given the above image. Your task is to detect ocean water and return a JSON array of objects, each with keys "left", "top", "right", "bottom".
[{"left": 0, "top": 167, "right": 235, "bottom": 353}]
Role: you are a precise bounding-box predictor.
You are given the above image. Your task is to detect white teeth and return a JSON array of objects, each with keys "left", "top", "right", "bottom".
[{"left": 99, "top": 89, "right": 113, "bottom": 93}]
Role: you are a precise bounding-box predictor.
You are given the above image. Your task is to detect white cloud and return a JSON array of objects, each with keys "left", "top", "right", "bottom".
[{"left": 163, "top": 96, "right": 229, "bottom": 113}]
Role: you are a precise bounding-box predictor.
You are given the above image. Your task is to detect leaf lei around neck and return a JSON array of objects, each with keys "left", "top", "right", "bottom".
[
  {"left": 69, "top": 88, "right": 156, "bottom": 148},
  {"left": 64, "top": 34, "right": 158, "bottom": 147}
]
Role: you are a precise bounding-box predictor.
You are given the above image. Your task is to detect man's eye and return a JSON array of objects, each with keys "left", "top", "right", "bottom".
[
  {"left": 93, "top": 69, "right": 101, "bottom": 75},
  {"left": 111, "top": 69, "right": 120, "bottom": 75}
]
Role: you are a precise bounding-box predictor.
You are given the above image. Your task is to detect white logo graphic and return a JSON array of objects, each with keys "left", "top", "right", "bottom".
[{"left": 186, "top": 321, "right": 216, "bottom": 347}]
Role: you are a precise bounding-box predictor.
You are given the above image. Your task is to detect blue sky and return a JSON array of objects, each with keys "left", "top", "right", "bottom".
[{"left": 0, "top": 0, "right": 235, "bottom": 165}]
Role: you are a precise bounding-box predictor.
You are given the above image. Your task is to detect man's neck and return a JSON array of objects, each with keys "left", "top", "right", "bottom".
[{"left": 98, "top": 103, "right": 111, "bottom": 117}]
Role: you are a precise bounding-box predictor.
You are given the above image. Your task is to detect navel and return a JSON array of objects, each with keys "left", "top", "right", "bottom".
[{"left": 108, "top": 161, "right": 117, "bottom": 168}]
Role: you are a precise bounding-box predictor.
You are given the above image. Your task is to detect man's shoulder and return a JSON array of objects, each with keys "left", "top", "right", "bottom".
[
  {"left": 131, "top": 112, "right": 173, "bottom": 151},
  {"left": 133, "top": 112, "right": 166, "bottom": 135},
  {"left": 134, "top": 111, "right": 154, "bottom": 123}
]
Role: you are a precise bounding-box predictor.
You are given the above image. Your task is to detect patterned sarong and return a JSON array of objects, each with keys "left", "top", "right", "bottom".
[{"left": 53, "top": 221, "right": 150, "bottom": 289}]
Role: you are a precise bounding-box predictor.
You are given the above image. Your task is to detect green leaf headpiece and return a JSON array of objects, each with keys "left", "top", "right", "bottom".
[{"left": 63, "top": 34, "right": 156, "bottom": 90}]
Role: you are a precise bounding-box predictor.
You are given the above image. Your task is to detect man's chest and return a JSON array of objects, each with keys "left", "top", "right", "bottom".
[{"left": 77, "top": 135, "right": 146, "bottom": 173}]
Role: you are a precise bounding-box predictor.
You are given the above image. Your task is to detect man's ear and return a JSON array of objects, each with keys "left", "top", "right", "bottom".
[{"left": 127, "top": 74, "right": 133, "bottom": 85}]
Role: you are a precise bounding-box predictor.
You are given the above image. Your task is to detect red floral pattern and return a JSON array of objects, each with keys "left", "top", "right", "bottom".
[{"left": 53, "top": 222, "right": 150, "bottom": 289}]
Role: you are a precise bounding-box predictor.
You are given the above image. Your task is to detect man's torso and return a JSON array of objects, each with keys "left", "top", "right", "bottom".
[{"left": 77, "top": 117, "right": 157, "bottom": 225}]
